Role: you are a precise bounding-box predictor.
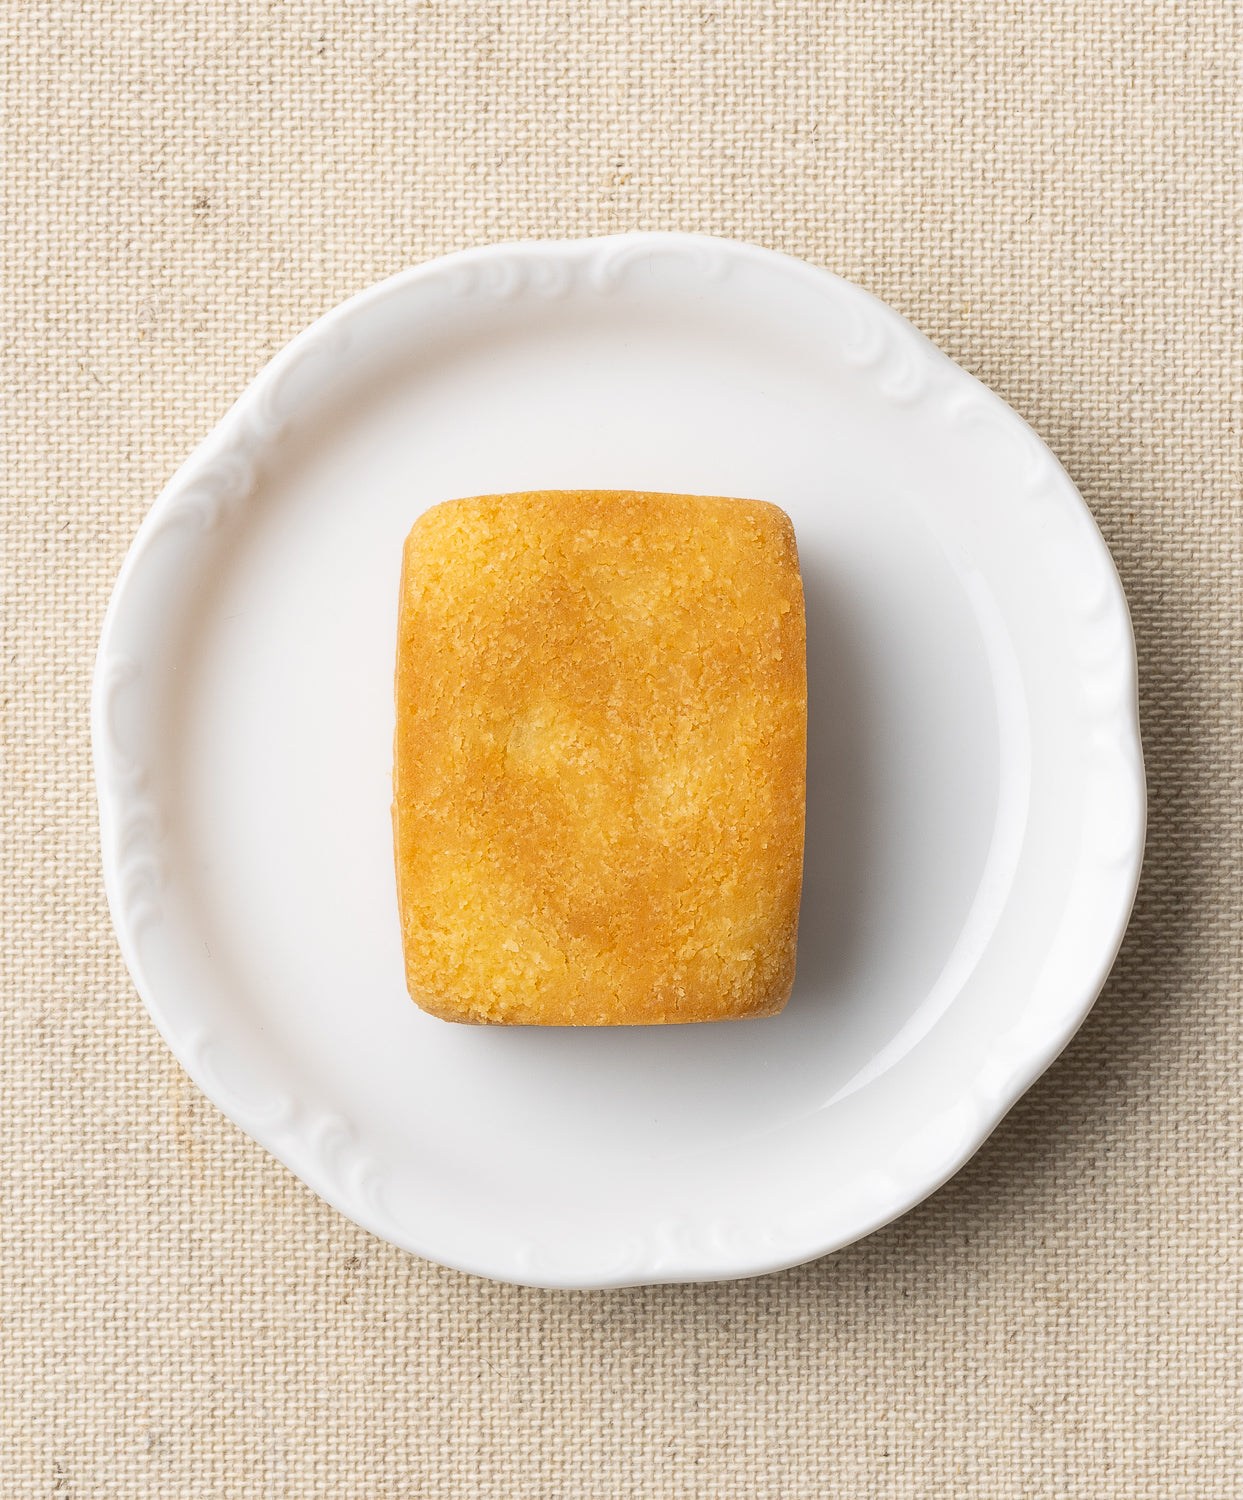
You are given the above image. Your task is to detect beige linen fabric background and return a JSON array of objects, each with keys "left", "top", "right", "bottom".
[{"left": 2, "top": 2, "right": 1240, "bottom": 1495}]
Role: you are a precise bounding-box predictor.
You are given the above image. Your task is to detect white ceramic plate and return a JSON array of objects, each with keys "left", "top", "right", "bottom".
[{"left": 93, "top": 234, "right": 1144, "bottom": 1288}]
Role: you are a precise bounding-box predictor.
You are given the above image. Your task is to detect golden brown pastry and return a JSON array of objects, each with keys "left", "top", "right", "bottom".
[{"left": 392, "top": 490, "right": 806, "bottom": 1025}]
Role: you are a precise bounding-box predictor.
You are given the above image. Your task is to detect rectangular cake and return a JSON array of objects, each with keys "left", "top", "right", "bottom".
[{"left": 392, "top": 489, "right": 806, "bottom": 1025}]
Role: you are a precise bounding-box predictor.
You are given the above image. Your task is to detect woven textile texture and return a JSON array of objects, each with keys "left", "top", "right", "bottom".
[{"left": 2, "top": 2, "right": 1240, "bottom": 1495}]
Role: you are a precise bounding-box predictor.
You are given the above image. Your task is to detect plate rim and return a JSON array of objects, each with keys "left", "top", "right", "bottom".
[{"left": 92, "top": 231, "right": 1146, "bottom": 1287}]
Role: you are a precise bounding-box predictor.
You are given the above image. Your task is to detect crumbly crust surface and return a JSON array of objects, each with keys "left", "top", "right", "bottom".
[{"left": 393, "top": 490, "right": 806, "bottom": 1026}]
